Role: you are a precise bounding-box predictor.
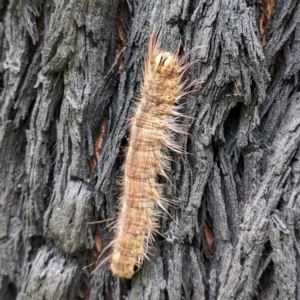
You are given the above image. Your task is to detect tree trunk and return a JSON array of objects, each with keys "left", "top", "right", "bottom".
[{"left": 1, "top": 0, "right": 299, "bottom": 299}]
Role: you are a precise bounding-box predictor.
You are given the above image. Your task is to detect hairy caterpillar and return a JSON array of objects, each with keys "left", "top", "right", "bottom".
[{"left": 106, "top": 32, "right": 195, "bottom": 279}]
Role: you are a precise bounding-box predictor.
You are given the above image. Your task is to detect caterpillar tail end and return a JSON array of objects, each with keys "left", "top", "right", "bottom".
[{"left": 111, "top": 251, "right": 137, "bottom": 279}]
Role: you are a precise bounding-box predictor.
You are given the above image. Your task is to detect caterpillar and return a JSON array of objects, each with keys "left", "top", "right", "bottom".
[{"left": 109, "top": 32, "right": 195, "bottom": 279}]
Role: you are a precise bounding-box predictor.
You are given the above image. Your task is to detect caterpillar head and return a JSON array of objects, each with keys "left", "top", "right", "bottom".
[{"left": 154, "top": 52, "right": 177, "bottom": 74}]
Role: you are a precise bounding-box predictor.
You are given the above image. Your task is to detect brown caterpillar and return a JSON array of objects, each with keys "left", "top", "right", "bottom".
[{"left": 108, "top": 32, "right": 195, "bottom": 279}]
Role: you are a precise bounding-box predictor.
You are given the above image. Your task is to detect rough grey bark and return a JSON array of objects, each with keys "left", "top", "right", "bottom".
[{"left": 0, "top": 0, "right": 299, "bottom": 299}]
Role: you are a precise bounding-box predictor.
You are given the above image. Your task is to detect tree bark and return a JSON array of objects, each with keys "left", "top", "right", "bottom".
[{"left": 0, "top": 0, "right": 299, "bottom": 299}]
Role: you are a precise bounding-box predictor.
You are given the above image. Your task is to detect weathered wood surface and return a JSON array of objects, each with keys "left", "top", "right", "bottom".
[{"left": 0, "top": 0, "right": 299, "bottom": 299}]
